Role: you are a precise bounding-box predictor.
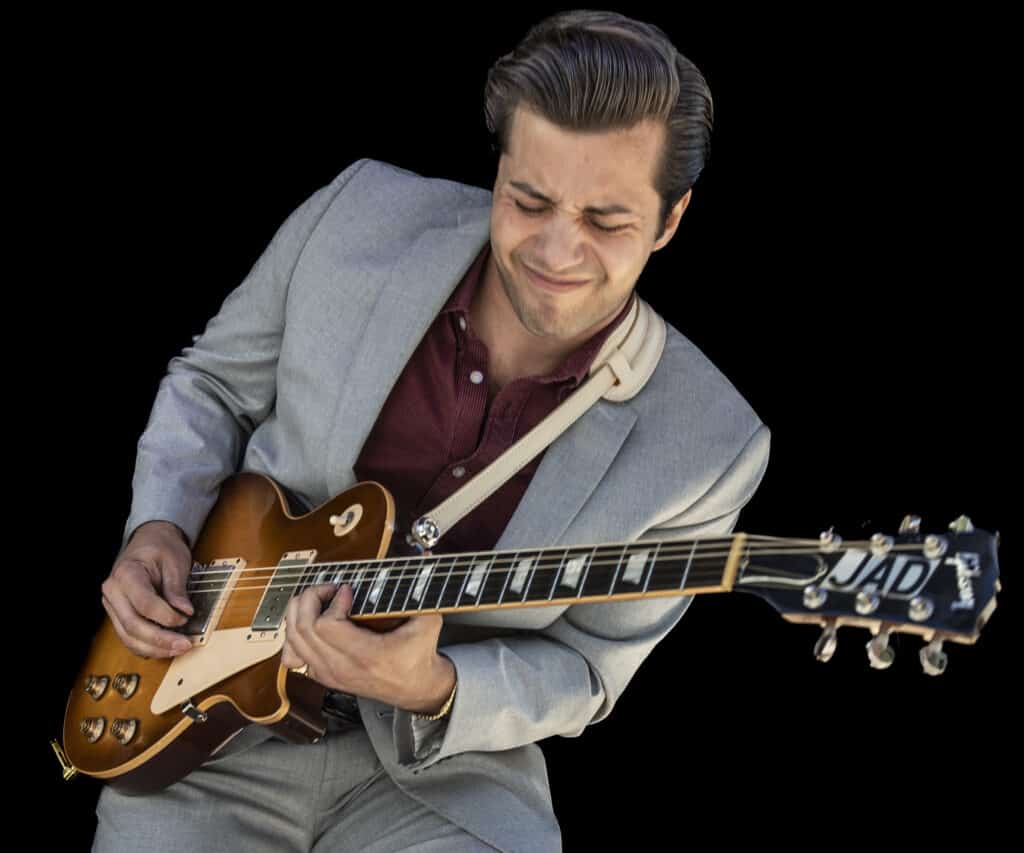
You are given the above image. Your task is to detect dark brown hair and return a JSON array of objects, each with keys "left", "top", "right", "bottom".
[{"left": 484, "top": 10, "right": 714, "bottom": 241}]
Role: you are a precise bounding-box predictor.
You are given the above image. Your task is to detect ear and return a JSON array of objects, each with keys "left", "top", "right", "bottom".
[{"left": 652, "top": 189, "right": 692, "bottom": 252}]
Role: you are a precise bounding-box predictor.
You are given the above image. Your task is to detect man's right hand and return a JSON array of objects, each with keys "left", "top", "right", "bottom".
[{"left": 101, "top": 520, "right": 196, "bottom": 659}]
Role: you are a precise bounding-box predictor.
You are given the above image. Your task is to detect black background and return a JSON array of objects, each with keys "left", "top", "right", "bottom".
[{"left": 27, "top": 6, "right": 1013, "bottom": 849}]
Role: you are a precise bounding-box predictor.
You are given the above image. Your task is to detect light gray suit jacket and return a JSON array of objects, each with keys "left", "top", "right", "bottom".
[{"left": 121, "top": 157, "right": 771, "bottom": 852}]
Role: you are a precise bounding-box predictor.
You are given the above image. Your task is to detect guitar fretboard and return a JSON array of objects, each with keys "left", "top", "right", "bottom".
[{"left": 250, "top": 537, "right": 743, "bottom": 629}]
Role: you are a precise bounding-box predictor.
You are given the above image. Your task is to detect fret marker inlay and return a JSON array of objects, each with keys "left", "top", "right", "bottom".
[
  {"left": 368, "top": 568, "right": 389, "bottom": 605},
  {"left": 465, "top": 561, "right": 489, "bottom": 598},
  {"left": 623, "top": 550, "right": 650, "bottom": 584},
  {"left": 412, "top": 562, "right": 436, "bottom": 603},
  {"left": 510, "top": 558, "right": 534, "bottom": 594},
  {"left": 561, "top": 556, "right": 587, "bottom": 589}
]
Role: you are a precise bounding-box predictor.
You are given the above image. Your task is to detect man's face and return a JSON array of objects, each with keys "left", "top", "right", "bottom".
[{"left": 484, "top": 104, "right": 689, "bottom": 344}]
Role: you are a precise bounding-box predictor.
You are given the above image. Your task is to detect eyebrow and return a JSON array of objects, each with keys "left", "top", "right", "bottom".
[{"left": 508, "top": 180, "right": 636, "bottom": 217}]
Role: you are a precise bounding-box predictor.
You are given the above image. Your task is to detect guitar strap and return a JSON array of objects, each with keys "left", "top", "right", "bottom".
[{"left": 407, "top": 292, "right": 666, "bottom": 551}]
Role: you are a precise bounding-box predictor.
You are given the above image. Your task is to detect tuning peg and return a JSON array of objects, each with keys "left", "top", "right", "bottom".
[
  {"left": 948, "top": 515, "right": 974, "bottom": 533},
  {"left": 866, "top": 628, "right": 895, "bottom": 669},
  {"left": 919, "top": 638, "right": 948, "bottom": 676},
  {"left": 899, "top": 515, "right": 922, "bottom": 534},
  {"left": 814, "top": 620, "right": 839, "bottom": 662}
]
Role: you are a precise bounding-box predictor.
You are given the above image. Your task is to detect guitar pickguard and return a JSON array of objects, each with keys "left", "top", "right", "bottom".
[{"left": 150, "top": 556, "right": 288, "bottom": 715}]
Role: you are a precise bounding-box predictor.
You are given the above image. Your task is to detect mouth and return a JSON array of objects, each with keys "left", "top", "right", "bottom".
[{"left": 524, "top": 265, "right": 590, "bottom": 293}]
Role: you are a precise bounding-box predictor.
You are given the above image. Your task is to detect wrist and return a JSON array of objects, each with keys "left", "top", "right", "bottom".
[{"left": 410, "top": 653, "right": 457, "bottom": 719}]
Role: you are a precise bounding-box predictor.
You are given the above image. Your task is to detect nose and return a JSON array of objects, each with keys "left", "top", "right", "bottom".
[{"left": 531, "top": 213, "right": 587, "bottom": 277}]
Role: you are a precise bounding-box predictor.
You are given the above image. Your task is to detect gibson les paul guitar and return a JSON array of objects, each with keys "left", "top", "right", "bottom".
[{"left": 52, "top": 471, "right": 1001, "bottom": 792}]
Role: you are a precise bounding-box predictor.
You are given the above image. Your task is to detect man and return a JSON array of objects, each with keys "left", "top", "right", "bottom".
[{"left": 93, "top": 10, "right": 770, "bottom": 852}]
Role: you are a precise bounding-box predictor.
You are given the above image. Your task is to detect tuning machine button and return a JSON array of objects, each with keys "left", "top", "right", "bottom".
[
  {"left": 866, "top": 628, "right": 895, "bottom": 669},
  {"left": 920, "top": 638, "right": 948, "bottom": 676},
  {"left": 803, "top": 584, "right": 828, "bottom": 610},
  {"left": 948, "top": 515, "right": 974, "bottom": 534},
  {"left": 899, "top": 515, "right": 922, "bottom": 535},
  {"left": 814, "top": 620, "right": 839, "bottom": 662},
  {"left": 818, "top": 527, "right": 842, "bottom": 552}
]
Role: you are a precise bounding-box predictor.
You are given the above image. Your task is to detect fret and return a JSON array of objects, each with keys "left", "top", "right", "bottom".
[
  {"left": 607, "top": 543, "right": 630, "bottom": 595},
  {"left": 437, "top": 555, "right": 470, "bottom": 610},
  {"left": 545, "top": 548, "right": 571, "bottom": 601},
  {"left": 353, "top": 564, "right": 385, "bottom": 614},
  {"left": 382, "top": 559, "right": 407, "bottom": 614},
  {"left": 451, "top": 556, "right": 473, "bottom": 608},
  {"left": 679, "top": 541, "right": 698, "bottom": 590},
  {"left": 348, "top": 562, "right": 368, "bottom": 604},
  {"left": 462, "top": 555, "right": 493, "bottom": 605},
  {"left": 407, "top": 559, "right": 438, "bottom": 611},
  {"left": 555, "top": 546, "right": 591, "bottom": 597},
  {"left": 510, "top": 552, "right": 538, "bottom": 601},
  {"left": 425, "top": 555, "right": 455, "bottom": 611},
  {"left": 384, "top": 558, "right": 417, "bottom": 615},
  {"left": 580, "top": 545, "right": 620, "bottom": 599},
  {"left": 622, "top": 546, "right": 652, "bottom": 585},
  {"left": 477, "top": 554, "right": 510, "bottom": 607},
  {"left": 493, "top": 548, "right": 516, "bottom": 602},
  {"left": 641, "top": 543, "right": 662, "bottom": 593},
  {"left": 574, "top": 546, "right": 597, "bottom": 598}
]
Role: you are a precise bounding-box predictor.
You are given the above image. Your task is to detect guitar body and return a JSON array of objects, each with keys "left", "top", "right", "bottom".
[{"left": 63, "top": 472, "right": 398, "bottom": 794}]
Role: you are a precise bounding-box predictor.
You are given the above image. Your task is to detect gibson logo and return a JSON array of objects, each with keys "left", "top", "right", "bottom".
[
  {"left": 947, "top": 551, "right": 980, "bottom": 611},
  {"left": 824, "top": 551, "right": 940, "bottom": 599}
]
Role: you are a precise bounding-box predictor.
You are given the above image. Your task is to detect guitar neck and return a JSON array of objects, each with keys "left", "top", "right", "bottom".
[{"left": 255, "top": 534, "right": 748, "bottom": 623}]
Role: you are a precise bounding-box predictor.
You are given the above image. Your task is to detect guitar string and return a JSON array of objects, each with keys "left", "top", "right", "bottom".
[
  {"left": 163, "top": 540, "right": 945, "bottom": 622},
  {"left": 178, "top": 539, "right": 937, "bottom": 593}
]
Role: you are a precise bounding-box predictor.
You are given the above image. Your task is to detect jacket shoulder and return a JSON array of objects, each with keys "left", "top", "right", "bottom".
[
  {"left": 336, "top": 157, "right": 492, "bottom": 211},
  {"left": 622, "top": 317, "right": 769, "bottom": 476}
]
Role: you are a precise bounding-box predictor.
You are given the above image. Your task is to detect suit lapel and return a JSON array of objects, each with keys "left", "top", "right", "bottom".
[
  {"left": 324, "top": 204, "right": 491, "bottom": 499},
  {"left": 323, "top": 199, "right": 638, "bottom": 550}
]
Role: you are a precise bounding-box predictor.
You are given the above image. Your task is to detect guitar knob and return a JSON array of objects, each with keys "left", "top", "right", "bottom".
[
  {"left": 110, "top": 718, "right": 139, "bottom": 745},
  {"left": 866, "top": 629, "right": 895, "bottom": 669},
  {"left": 112, "top": 673, "right": 140, "bottom": 699},
  {"left": 80, "top": 717, "right": 106, "bottom": 743},
  {"left": 920, "top": 639, "right": 948, "bottom": 676},
  {"left": 84, "top": 675, "right": 109, "bottom": 700},
  {"left": 814, "top": 621, "right": 839, "bottom": 662}
]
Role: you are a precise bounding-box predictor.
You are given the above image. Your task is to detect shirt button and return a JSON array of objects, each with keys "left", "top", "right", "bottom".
[
  {"left": 469, "top": 370, "right": 484, "bottom": 384},
  {"left": 458, "top": 316, "right": 467, "bottom": 331},
  {"left": 452, "top": 466, "right": 466, "bottom": 478}
]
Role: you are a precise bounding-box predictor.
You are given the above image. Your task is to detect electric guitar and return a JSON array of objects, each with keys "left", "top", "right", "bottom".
[{"left": 52, "top": 471, "right": 1001, "bottom": 792}]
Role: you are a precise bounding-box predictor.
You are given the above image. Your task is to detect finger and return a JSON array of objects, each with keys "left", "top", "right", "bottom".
[
  {"left": 102, "top": 594, "right": 187, "bottom": 659},
  {"left": 323, "top": 583, "right": 353, "bottom": 619},
  {"left": 121, "top": 560, "right": 192, "bottom": 629},
  {"left": 280, "top": 635, "right": 305, "bottom": 671},
  {"left": 103, "top": 580, "right": 193, "bottom": 657}
]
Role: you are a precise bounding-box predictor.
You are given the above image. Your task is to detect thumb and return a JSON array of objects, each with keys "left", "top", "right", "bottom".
[{"left": 162, "top": 564, "right": 194, "bottom": 615}]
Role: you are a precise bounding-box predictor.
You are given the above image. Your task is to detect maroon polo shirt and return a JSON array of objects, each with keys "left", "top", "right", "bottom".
[{"left": 353, "top": 242, "right": 633, "bottom": 557}]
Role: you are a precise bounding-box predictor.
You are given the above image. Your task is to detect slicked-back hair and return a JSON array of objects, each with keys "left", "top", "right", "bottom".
[{"left": 484, "top": 10, "right": 714, "bottom": 242}]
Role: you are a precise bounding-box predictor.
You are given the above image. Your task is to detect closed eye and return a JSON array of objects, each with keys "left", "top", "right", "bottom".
[{"left": 513, "top": 200, "right": 628, "bottom": 233}]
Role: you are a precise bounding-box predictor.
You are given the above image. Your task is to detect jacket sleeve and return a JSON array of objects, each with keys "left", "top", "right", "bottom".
[
  {"left": 119, "top": 158, "right": 370, "bottom": 552},
  {"left": 391, "top": 423, "right": 771, "bottom": 770}
]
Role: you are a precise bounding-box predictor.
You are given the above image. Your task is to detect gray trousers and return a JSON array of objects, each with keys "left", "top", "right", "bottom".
[{"left": 92, "top": 714, "right": 498, "bottom": 852}]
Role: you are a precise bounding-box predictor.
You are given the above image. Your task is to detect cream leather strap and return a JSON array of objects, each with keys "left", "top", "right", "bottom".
[{"left": 408, "top": 294, "right": 666, "bottom": 550}]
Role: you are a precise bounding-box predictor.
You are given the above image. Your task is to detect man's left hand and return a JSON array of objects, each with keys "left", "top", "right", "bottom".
[{"left": 280, "top": 583, "right": 455, "bottom": 715}]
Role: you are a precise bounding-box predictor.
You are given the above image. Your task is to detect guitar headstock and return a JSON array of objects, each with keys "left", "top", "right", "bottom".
[{"left": 735, "top": 515, "right": 1001, "bottom": 674}]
